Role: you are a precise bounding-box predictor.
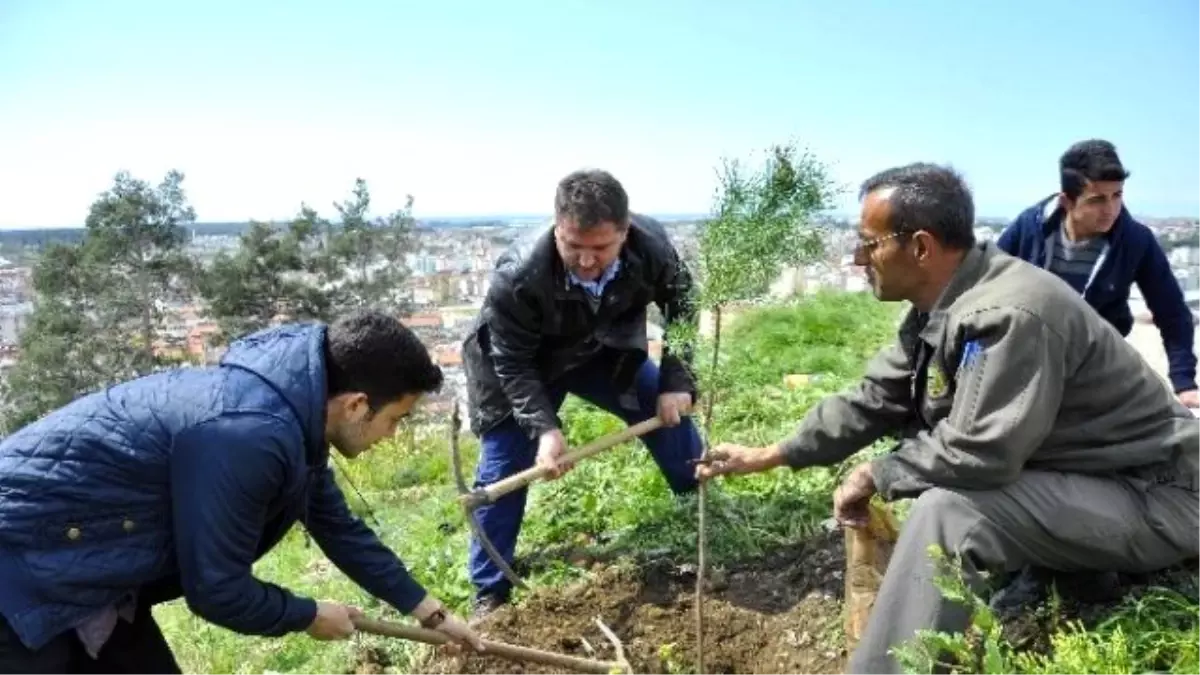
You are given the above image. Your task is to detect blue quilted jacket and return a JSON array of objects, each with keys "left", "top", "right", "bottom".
[{"left": 0, "top": 322, "right": 428, "bottom": 651}]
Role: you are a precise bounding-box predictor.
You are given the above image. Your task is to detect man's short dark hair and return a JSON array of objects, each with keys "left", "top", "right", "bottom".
[
  {"left": 859, "top": 162, "right": 976, "bottom": 250},
  {"left": 554, "top": 169, "right": 630, "bottom": 230},
  {"left": 325, "top": 310, "right": 443, "bottom": 410},
  {"left": 1059, "top": 139, "right": 1131, "bottom": 199}
]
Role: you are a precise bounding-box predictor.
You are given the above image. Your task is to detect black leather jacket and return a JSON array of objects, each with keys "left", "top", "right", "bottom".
[{"left": 462, "top": 214, "right": 699, "bottom": 439}]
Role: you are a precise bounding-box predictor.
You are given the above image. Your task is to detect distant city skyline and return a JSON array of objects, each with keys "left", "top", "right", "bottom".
[{"left": 1, "top": 209, "right": 1195, "bottom": 233}]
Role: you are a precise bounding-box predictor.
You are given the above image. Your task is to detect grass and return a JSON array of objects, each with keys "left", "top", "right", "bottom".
[
  {"left": 153, "top": 290, "right": 1199, "bottom": 674},
  {"left": 893, "top": 548, "right": 1200, "bottom": 674}
]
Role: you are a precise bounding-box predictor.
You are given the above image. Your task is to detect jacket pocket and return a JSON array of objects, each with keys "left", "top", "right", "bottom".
[
  {"left": 28, "top": 507, "right": 172, "bottom": 604},
  {"left": 38, "top": 507, "right": 169, "bottom": 547}
]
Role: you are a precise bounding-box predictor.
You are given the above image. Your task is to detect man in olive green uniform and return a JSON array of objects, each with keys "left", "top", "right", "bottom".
[{"left": 698, "top": 162, "right": 1199, "bottom": 673}]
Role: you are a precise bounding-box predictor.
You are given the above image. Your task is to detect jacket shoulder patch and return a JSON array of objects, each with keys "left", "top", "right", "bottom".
[{"left": 926, "top": 363, "right": 950, "bottom": 399}]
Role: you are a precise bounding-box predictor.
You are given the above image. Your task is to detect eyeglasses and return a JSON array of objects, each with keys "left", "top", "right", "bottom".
[{"left": 854, "top": 231, "right": 906, "bottom": 258}]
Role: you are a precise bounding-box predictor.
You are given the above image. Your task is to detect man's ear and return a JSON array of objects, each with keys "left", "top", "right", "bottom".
[
  {"left": 912, "top": 231, "right": 931, "bottom": 261},
  {"left": 330, "top": 391, "right": 371, "bottom": 422},
  {"left": 349, "top": 392, "right": 372, "bottom": 421}
]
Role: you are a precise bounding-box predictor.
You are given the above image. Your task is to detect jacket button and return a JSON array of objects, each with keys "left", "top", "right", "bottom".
[
  {"left": 66, "top": 527, "right": 81, "bottom": 541},
  {"left": 123, "top": 519, "right": 136, "bottom": 533}
]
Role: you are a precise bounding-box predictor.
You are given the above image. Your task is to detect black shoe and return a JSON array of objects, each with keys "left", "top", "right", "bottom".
[
  {"left": 469, "top": 592, "right": 509, "bottom": 627},
  {"left": 988, "top": 565, "right": 1049, "bottom": 618}
]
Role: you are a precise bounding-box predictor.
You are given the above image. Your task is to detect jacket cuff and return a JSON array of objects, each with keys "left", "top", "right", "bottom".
[
  {"left": 389, "top": 574, "right": 430, "bottom": 615},
  {"left": 867, "top": 454, "right": 929, "bottom": 502},
  {"left": 777, "top": 434, "right": 811, "bottom": 469},
  {"left": 658, "top": 355, "right": 697, "bottom": 397},
  {"left": 1170, "top": 373, "right": 1197, "bottom": 394},
  {"left": 282, "top": 596, "right": 319, "bottom": 634},
  {"left": 517, "top": 411, "right": 561, "bottom": 440}
]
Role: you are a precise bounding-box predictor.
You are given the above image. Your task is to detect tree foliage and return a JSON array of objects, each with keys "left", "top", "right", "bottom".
[
  {"left": 198, "top": 215, "right": 331, "bottom": 340},
  {"left": 323, "top": 178, "right": 416, "bottom": 316},
  {"left": 1, "top": 170, "right": 199, "bottom": 431},
  {"left": 697, "top": 140, "right": 839, "bottom": 309},
  {"left": 665, "top": 139, "right": 841, "bottom": 388},
  {"left": 1, "top": 173, "right": 419, "bottom": 432},
  {"left": 198, "top": 178, "right": 415, "bottom": 342},
  {"left": 84, "top": 170, "right": 200, "bottom": 373}
]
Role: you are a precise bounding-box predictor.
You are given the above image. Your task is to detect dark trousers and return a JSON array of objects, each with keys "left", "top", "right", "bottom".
[
  {"left": 467, "top": 357, "right": 704, "bottom": 599},
  {"left": 0, "top": 603, "right": 181, "bottom": 674}
]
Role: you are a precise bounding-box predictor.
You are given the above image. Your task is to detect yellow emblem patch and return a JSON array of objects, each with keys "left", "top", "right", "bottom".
[{"left": 926, "top": 364, "right": 949, "bottom": 399}]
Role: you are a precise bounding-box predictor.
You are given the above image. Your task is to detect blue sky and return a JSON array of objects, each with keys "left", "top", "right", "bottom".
[{"left": 1, "top": 0, "right": 1197, "bottom": 228}]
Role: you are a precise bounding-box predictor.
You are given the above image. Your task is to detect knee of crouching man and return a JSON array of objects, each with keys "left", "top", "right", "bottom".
[{"left": 907, "top": 487, "right": 990, "bottom": 549}]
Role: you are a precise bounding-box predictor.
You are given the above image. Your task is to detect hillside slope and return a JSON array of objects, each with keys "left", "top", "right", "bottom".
[{"left": 151, "top": 291, "right": 1198, "bottom": 674}]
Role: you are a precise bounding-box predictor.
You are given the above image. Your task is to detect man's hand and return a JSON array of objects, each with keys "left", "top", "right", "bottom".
[
  {"left": 657, "top": 392, "right": 693, "bottom": 427},
  {"left": 695, "top": 443, "right": 785, "bottom": 481},
  {"left": 411, "top": 595, "right": 486, "bottom": 653},
  {"left": 1178, "top": 389, "right": 1199, "bottom": 409},
  {"left": 833, "top": 463, "right": 877, "bottom": 529},
  {"left": 306, "top": 601, "right": 363, "bottom": 641},
  {"left": 536, "top": 428, "right": 572, "bottom": 479}
]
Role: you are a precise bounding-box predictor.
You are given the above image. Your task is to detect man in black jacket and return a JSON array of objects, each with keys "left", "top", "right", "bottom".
[{"left": 461, "top": 169, "right": 704, "bottom": 619}]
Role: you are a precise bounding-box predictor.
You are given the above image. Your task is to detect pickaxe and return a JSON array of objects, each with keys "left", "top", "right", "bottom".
[
  {"left": 449, "top": 401, "right": 665, "bottom": 591},
  {"left": 353, "top": 615, "right": 631, "bottom": 674}
]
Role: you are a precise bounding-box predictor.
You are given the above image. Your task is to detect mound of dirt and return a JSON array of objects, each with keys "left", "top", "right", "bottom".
[
  {"left": 352, "top": 645, "right": 392, "bottom": 675},
  {"left": 420, "top": 530, "right": 850, "bottom": 674},
  {"left": 413, "top": 527, "right": 1197, "bottom": 675}
]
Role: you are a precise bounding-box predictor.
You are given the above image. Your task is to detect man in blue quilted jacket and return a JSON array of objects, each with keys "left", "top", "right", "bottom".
[{"left": 0, "top": 310, "right": 484, "bottom": 673}]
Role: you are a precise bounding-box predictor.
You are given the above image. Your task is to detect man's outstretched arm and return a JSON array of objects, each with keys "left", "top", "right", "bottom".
[
  {"left": 871, "top": 308, "right": 1066, "bottom": 500},
  {"left": 1136, "top": 237, "right": 1197, "bottom": 397},
  {"left": 777, "top": 330, "right": 917, "bottom": 469},
  {"left": 303, "top": 465, "right": 483, "bottom": 647},
  {"left": 170, "top": 416, "right": 318, "bottom": 636},
  {"left": 303, "top": 464, "right": 428, "bottom": 613},
  {"left": 696, "top": 314, "right": 920, "bottom": 482}
]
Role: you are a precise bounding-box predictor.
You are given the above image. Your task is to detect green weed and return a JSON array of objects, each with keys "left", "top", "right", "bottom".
[{"left": 892, "top": 547, "right": 1200, "bottom": 675}]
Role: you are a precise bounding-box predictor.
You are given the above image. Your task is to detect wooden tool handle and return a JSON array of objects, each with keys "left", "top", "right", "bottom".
[
  {"left": 353, "top": 617, "right": 622, "bottom": 674},
  {"left": 469, "top": 416, "right": 665, "bottom": 506}
]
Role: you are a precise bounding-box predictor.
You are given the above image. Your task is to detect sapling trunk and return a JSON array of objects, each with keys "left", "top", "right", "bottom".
[
  {"left": 695, "top": 303, "right": 722, "bottom": 675},
  {"left": 687, "top": 139, "right": 836, "bottom": 674}
]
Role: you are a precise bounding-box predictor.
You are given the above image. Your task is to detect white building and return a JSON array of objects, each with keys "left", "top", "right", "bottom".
[{"left": 0, "top": 302, "right": 33, "bottom": 346}]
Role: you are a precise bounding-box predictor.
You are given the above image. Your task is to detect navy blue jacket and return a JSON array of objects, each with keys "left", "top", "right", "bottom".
[
  {"left": 0, "top": 323, "right": 427, "bottom": 651},
  {"left": 997, "top": 195, "right": 1197, "bottom": 393}
]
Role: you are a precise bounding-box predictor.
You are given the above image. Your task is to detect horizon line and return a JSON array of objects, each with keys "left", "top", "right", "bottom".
[{"left": 2, "top": 210, "right": 1198, "bottom": 232}]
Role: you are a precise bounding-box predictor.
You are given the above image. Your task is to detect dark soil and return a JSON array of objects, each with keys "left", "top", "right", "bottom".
[
  {"left": 413, "top": 530, "right": 1198, "bottom": 675},
  {"left": 352, "top": 645, "right": 392, "bottom": 675},
  {"left": 419, "top": 530, "right": 850, "bottom": 674}
]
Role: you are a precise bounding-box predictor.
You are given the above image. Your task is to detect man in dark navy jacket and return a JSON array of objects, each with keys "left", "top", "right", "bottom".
[
  {"left": 0, "top": 311, "right": 484, "bottom": 673},
  {"left": 998, "top": 139, "right": 1198, "bottom": 407}
]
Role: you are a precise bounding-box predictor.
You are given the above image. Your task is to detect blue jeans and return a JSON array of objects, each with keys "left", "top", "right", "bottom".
[{"left": 467, "top": 357, "right": 703, "bottom": 599}]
